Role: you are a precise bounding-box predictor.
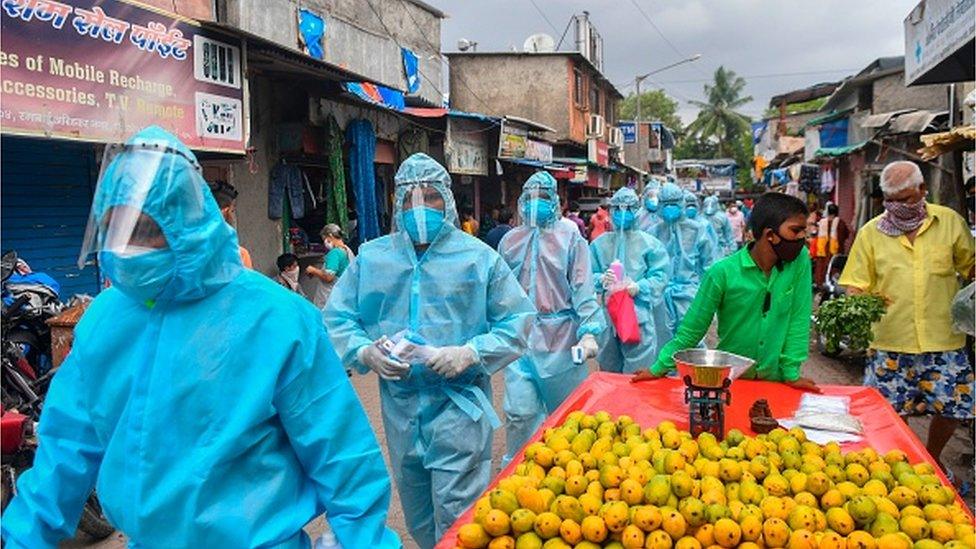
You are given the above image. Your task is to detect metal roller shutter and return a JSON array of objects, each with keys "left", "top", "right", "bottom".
[{"left": 1, "top": 136, "right": 101, "bottom": 298}]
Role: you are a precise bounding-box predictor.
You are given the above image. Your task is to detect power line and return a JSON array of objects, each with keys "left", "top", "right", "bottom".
[
  {"left": 627, "top": 0, "right": 709, "bottom": 79},
  {"left": 654, "top": 68, "right": 859, "bottom": 85},
  {"left": 364, "top": 0, "right": 448, "bottom": 101},
  {"left": 528, "top": 0, "right": 562, "bottom": 36},
  {"left": 392, "top": 0, "right": 495, "bottom": 113}
]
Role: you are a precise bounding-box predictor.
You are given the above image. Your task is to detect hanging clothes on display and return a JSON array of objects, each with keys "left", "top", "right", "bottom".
[
  {"left": 820, "top": 165, "right": 836, "bottom": 194},
  {"left": 799, "top": 164, "right": 821, "bottom": 194},
  {"left": 326, "top": 116, "right": 350, "bottom": 233},
  {"left": 268, "top": 162, "right": 305, "bottom": 220},
  {"left": 346, "top": 119, "right": 381, "bottom": 243}
]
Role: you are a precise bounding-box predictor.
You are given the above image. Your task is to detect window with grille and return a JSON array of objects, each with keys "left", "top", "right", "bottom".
[{"left": 194, "top": 35, "right": 241, "bottom": 89}]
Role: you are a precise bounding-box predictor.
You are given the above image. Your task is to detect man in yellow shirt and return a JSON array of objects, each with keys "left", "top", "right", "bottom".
[{"left": 840, "top": 161, "right": 975, "bottom": 463}]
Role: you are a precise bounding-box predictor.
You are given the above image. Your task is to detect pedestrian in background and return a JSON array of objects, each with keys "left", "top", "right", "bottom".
[
  {"left": 588, "top": 203, "right": 611, "bottom": 242},
  {"left": 638, "top": 180, "right": 661, "bottom": 233},
  {"left": 727, "top": 200, "right": 747, "bottom": 248},
  {"left": 565, "top": 201, "right": 587, "bottom": 238},
  {"left": 813, "top": 203, "right": 849, "bottom": 288},
  {"left": 840, "top": 160, "right": 975, "bottom": 465},
  {"left": 208, "top": 180, "right": 253, "bottom": 269},
  {"left": 305, "top": 224, "right": 352, "bottom": 309},
  {"left": 274, "top": 253, "right": 306, "bottom": 297},
  {"left": 702, "top": 195, "right": 735, "bottom": 258},
  {"left": 461, "top": 209, "right": 479, "bottom": 236},
  {"left": 485, "top": 209, "right": 514, "bottom": 250}
]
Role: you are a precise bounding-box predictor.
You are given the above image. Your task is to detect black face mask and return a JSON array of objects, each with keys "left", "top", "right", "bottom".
[{"left": 770, "top": 231, "right": 805, "bottom": 263}]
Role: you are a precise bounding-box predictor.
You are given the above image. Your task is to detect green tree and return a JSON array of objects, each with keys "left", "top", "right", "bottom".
[
  {"left": 685, "top": 66, "right": 753, "bottom": 157},
  {"left": 618, "top": 89, "right": 682, "bottom": 130},
  {"left": 672, "top": 134, "right": 717, "bottom": 160}
]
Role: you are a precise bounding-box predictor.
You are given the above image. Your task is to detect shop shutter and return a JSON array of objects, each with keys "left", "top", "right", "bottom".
[{"left": 1, "top": 136, "right": 101, "bottom": 298}]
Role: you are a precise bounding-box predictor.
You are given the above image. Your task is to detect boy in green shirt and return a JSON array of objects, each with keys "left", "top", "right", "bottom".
[{"left": 634, "top": 192, "right": 818, "bottom": 390}]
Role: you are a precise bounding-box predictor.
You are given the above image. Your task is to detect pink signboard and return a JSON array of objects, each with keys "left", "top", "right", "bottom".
[{"left": 1, "top": 0, "right": 245, "bottom": 152}]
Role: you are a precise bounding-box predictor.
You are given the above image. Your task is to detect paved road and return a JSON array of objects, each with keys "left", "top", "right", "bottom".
[{"left": 68, "top": 338, "right": 974, "bottom": 548}]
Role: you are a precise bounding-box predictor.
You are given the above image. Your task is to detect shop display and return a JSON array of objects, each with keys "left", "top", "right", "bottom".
[{"left": 451, "top": 412, "right": 973, "bottom": 549}]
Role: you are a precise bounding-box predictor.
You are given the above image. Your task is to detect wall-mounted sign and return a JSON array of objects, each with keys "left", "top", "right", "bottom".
[
  {"left": 570, "top": 164, "right": 587, "bottom": 183},
  {"left": 619, "top": 121, "right": 637, "bottom": 143},
  {"left": 587, "top": 139, "right": 609, "bottom": 167},
  {"left": 446, "top": 117, "right": 488, "bottom": 175},
  {"left": 904, "top": 0, "right": 975, "bottom": 85},
  {"left": 525, "top": 139, "right": 552, "bottom": 163},
  {"left": 1, "top": 0, "right": 245, "bottom": 152},
  {"left": 497, "top": 120, "right": 527, "bottom": 158}
]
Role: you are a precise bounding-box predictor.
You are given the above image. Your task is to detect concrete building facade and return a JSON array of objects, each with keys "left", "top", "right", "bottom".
[{"left": 446, "top": 52, "right": 622, "bottom": 145}]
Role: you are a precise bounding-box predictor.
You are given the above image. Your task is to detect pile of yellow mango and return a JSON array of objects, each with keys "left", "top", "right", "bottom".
[{"left": 453, "top": 411, "right": 973, "bottom": 549}]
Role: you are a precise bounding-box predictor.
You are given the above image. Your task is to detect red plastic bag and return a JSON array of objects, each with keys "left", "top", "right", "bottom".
[{"left": 606, "top": 290, "right": 641, "bottom": 344}]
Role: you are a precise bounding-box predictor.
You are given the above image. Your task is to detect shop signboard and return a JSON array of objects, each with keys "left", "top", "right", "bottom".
[
  {"left": 497, "top": 120, "right": 527, "bottom": 158},
  {"left": 904, "top": 0, "right": 975, "bottom": 85},
  {"left": 570, "top": 164, "right": 587, "bottom": 183},
  {"left": 1, "top": 0, "right": 246, "bottom": 152},
  {"left": 525, "top": 139, "right": 552, "bottom": 163},
  {"left": 619, "top": 121, "right": 636, "bottom": 144},
  {"left": 587, "top": 139, "right": 609, "bottom": 167},
  {"left": 446, "top": 117, "right": 488, "bottom": 176}
]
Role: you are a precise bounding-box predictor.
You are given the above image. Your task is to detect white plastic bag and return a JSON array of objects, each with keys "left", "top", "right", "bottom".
[{"left": 951, "top": 282, "right": 975, "bottom": 336}]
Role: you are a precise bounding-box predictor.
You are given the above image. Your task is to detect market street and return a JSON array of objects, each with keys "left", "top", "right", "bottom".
[{"left": 67, "top": 337, "right": 976, "bottom": 549}]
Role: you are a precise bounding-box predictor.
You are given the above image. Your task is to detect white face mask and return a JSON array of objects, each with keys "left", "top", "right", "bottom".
[{"left": 282, "top": 268, "right": 299, "bottom": 284}]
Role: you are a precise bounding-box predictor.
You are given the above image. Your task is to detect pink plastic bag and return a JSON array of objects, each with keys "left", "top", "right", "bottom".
[{"left": 606, "top": 290, "right": 641, "bottom": 344}]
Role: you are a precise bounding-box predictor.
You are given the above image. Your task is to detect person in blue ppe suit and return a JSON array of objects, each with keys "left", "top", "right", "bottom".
[
  {"left": 651, "top": 183, "right": 716, "bottom": 340},
  {"left": 324, "top": 153, "right": 534, "bottom": 549},
  {"left": 684, "top": 190, "right": 720, "bottom": 253},
  {"left": 638, "top": 179, "right": 662, "bottom": 233},
  {"left": 702, "top": 195, "right": 736, "bottom": 257},
  {"left": 589, "top": 187, "right": 670, "bottom": 374},
  {"left": 0, "top": 126, "right": 400, "bottom": 549},
  {"left": 497, "top": 171, "right": 604, "bottom": 464}
]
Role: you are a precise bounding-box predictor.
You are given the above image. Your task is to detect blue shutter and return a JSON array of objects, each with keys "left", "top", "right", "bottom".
[{"left": 1, "top": 136, "right": 101, "bottom": 297}]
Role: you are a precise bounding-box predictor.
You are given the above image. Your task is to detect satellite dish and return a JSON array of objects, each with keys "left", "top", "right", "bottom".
[
  {"left": 457, "top": 38, "right": 478, "bottom": 52},
  {"left": 523, "top": 33, "right": 556, "bottom": 53}
]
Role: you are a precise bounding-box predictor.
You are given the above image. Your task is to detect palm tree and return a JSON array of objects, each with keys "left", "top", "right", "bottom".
[{"left": 685, "top": 66, "right": 753, "bottom": 157}]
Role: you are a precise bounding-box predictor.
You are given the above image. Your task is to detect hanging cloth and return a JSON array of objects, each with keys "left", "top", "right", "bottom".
[
  {"left": 326, "top": 115, "right": 349, "bottom": 233},
  {"left": 346, "top": 119, "right": 381, "bottom": 243}
]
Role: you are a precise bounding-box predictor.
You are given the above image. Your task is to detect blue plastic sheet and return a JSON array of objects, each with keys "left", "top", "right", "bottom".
[
  {"left": 401, "top": 47, "right": 420, "bottom": 94},
  {"left": 298, "top": 9, "right": 325, "bottom": 60}
]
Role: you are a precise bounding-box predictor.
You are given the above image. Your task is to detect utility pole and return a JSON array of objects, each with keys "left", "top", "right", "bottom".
[{"left": 633, "top": 54, "right": 702, "bottom": 184}]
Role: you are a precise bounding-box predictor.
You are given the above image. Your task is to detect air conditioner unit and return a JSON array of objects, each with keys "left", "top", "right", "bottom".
[
  {"left": 608, "top": 126, "right": 624, "bottom": 148},
  {"left": 586, "top": 114, "right": 605, "bottom": 138}
]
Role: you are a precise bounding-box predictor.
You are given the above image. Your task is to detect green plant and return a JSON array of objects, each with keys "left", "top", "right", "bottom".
[{"left": 814, "top": 294, "right": 887, "bottom": 354}]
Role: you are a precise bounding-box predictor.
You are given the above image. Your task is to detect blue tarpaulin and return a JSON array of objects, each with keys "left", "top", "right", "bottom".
[
  {"left": 752, "top": 121, "right": 768, "bottom": 144},
  {"left": 298, "top": 9, "right": 325, "bottom": 60},
  {"left": 819, "top": 118, "right": 849, "bottom": 149},
  {"left": 401, "top": 47, "right": 421, "bottom": 94}
]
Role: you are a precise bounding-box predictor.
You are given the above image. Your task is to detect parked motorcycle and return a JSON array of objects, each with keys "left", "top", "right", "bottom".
[{"left": 0, "top": 251, "right": 115, "bottom": 541}]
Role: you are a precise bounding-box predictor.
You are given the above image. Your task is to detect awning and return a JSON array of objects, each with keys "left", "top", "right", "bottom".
[
  {"left": 888, "top": 110, "right": 947, "bottom": 134},
  {"left": 499, "top": 157, "right": 573, "bottom": 177},
  {"left": 814, "top": 140, "right": 869, "bottom": 158},
  {"left": 859, "top": 109, "right": 914, "bottom": 129},
  {"left": 918, "top": 125, "right": 976, "bottom": 160},
  {"left": 805, "top": 108, "right": 854, "bottom": 127}
]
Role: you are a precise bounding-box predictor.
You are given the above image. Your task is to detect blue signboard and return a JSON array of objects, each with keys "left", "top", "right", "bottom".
[{"left": 619, "top": 122, "right": 637, "bottom": 144}]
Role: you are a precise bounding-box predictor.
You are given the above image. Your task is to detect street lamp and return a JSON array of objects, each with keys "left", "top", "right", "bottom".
[{"left": 634, "top": 53, "right": 702, "bottom": 180}]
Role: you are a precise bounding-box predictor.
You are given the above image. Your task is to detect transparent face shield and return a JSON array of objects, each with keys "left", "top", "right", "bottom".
[
  {"left": 399, "top": 183, "right": 447, "bottom": 244},
  {"left": 77, "top": 142, "right": 197, "bottom": 268},
  {"left": 522, "top": 189, "right": 555, "bottom": 227}
]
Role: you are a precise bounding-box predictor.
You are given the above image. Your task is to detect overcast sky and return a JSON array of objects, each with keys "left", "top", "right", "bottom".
[{"left": 429, "top": 0, "right": 919, "bottom": 125}]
